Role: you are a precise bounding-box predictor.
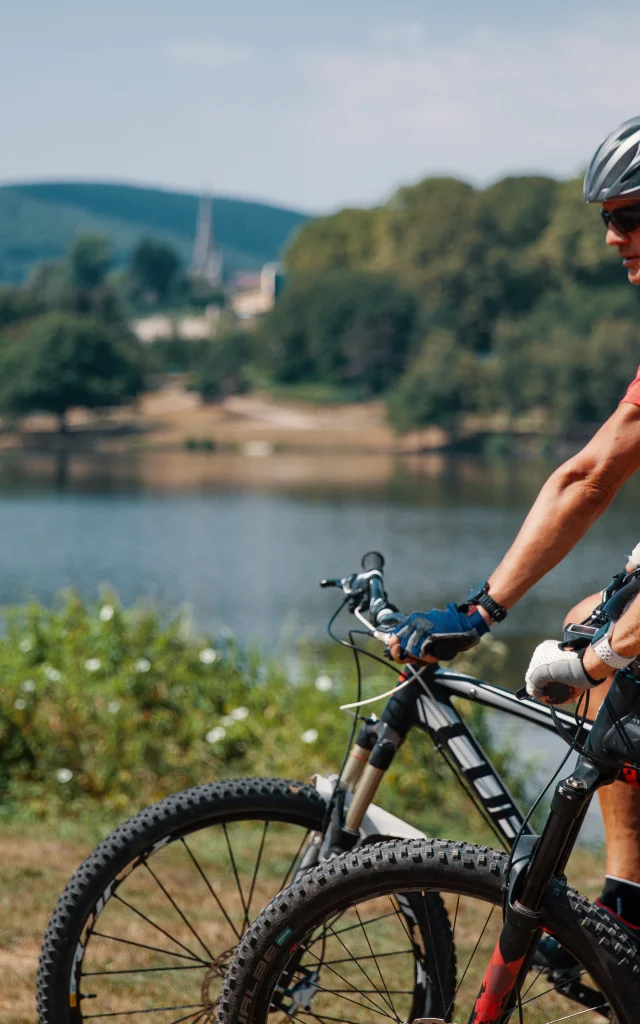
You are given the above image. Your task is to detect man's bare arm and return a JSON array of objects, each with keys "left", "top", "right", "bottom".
[
  {"left": 388, "top": 402, "right": 640, "bottom": 663},
  {"left": 487, "top": 402, "right": 640, "bottom": 611}
]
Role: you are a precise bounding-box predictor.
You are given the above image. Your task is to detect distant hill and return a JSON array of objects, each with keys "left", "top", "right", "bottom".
[{"left": 0, "top": 182, "right": 310, "bottom": 284}]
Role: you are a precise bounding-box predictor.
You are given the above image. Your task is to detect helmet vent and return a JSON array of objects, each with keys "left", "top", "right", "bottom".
[
  {"left": 621, "top": 151, "right": 640, "bottom": 183},
  {"left": 601, "top": 148, "right": 636, "bottom": 191}
]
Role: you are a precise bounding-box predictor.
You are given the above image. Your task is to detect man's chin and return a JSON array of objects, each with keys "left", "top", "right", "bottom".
[{"left": 628, "top": 267, "right": 640, "bottom": 285}]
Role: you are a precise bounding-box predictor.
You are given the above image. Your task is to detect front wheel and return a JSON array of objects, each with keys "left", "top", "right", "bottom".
[{"left": 218, "top": 838, "right": 640, "bottom": 1024}]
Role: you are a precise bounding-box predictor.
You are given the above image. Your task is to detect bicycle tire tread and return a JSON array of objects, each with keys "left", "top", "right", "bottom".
[
  {"left": 217, "top": 837, "right": 640, "bottom": 1024},
  {"left": 37, "top": 777, "right": 325, "bottom": 1024}
]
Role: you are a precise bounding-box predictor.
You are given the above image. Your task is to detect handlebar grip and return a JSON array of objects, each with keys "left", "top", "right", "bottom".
[{"left": 361, "top": 551, "right": 385, "bottom": 572}]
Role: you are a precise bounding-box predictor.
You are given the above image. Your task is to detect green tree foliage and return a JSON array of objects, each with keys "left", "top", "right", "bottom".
[
  {"left": 192, "top": 331, "right": 255, "bottom": 401},
  {"left": 260, "top": 271, "right": 417, "bottom": 396},
  {"left": 129, "top": 238, "right": 181, "bottom": 306},
  {"left": 387, "top": 330, "right": 483, "bottom": 434},
  {"left": 68, "top": 234, "right": 113, "bottom": 291},
  {"left": 285, "top": 208, "right": 378, "bottom": 274},
  {"left": 0, "top": 312, "right": 143, "bottom": 429},
  {"left": 284, "top": 172, "right": 640, "bottom": 434}
]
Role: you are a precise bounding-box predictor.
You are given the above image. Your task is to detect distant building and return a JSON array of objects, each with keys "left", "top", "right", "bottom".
[
  {"left": 131, "top": 306, "right": 221, "bottom": 343},
  {"left": 191, "top": 196, "right": 223, "bottom": 286},
  {"left": 231, "top": 263, "right": 284, "bottom": 320}
]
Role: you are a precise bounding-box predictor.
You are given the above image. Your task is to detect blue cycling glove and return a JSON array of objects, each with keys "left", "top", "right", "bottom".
[{"left": 392, "top": 602, "right": 490, "bottom": 661}]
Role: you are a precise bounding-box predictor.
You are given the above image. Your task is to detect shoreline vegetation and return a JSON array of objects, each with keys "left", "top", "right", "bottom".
[
  {"left": 0, "top": 593, "right": 600, "bottom": 1023},
  {"left": 0, "top": 382, "right": 591, "bottom": 459},
  {"left": 2, "top": 174, "right": 636, "bottom": 459}
]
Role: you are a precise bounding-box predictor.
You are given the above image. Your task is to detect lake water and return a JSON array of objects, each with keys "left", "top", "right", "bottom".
[{"left": 3, "top": 447, "right": 639, "bottom": 842}]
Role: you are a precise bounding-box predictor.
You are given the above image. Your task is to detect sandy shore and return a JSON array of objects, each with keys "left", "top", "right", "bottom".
[{"left": 0, "top": 384, "right": 446, "bottom": 455}]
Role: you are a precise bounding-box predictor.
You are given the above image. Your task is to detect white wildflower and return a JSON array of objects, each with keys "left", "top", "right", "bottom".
[
  {"left": 135, "top": 658, "right": 151, "bottom": 674},
  {"left": 14, "top": 698, "right": 26, "bottom": 710},
  {"left": 301, "top": 728, "right": 318, "bottom": 744},
  {"left": 199, "top": 647, "right": 218, "bottom": 665},
  {"left": 100, "top": 604, "right": 115, "bottom": 622},
  {"left": 19, "top": 638, "right": 33, "bottom": 654},
  {"left": 21, "top": 679, "right": 36, "bottom": 693},
  {"left": 230, "top": 706, "right": 249, "bottom": 721},
  {"left": 206, "top": 726, "right": 226, "bottom": 744},
  {"left": 108, "top": 700, "right": 120, "bottom": 714},
  {"left": 315, "top": 674, "right": 333, "bottom": 692},
  {"left": 85, "top": 657, "right": 102, "bottom": 673},
  {"left": 56, "top": 768, "right": 73, "bottom": 784},
  {"left": 43, "top": 665, "right": 61, "bottom": 682}
]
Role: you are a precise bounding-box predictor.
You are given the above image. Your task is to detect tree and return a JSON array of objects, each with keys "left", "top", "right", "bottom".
[
  {"left": 192, "top": 331, "right": 255, "bottom": 402},
  {"left": 386, "top": 330, "right": 482, "bottom": 435},
  {"left": 260, "top": 271, "right": 417, "bottom": 395},
  {"left": 68, "top": 235, "right": 113, "bottom": 291},
  {"left": 130, "top": 239, "right": 181, "bottom": 306},
  {"left": 0, "top": 312, "right": 143, "bottom": 430}
]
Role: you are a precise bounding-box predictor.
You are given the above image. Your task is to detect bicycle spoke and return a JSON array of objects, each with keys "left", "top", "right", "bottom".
[
  {"left": 289, "top": 972, "right": 401, "bottom": 1020},
  {"left": 543, "top": 1007, "right": 609, "bottom": 1023},
  {"left": 143, "top": 859, "right": 215, "bottom": 961},
  {"left": 323, "top": 919, "right": 399, "bottom": 1017},
  {"left": 243, "top": 819, "right": 269, "bottom": 932},
  {"left": 449, "top": 901, "right": 496, "bottom": 1017},
  {"left": 111, "top": 894, "right": 206, "bottom": 963},
  {"left": 83, "top": 964, "right": 207, "bottom": 976},
  {"left": 299, "top": 941, "right": 398, "bottom": 1018},
  {"left": 181, "top": 836, "right": 241, "bottom": 942},
  {"left": 91, "top": 931, "right": 204, "bottom": 963},
  {"left": 420, "top": 890, "right": 445, "bottom": 1013},
  {"left": 314, "top": 909, "right": 398, "bottom": 940},
  {"left": 280, "top": 829, "right": 314, "bottom": 890},
  {"left": 442, "top": 894, "right": 459, "bottom": 1006},
  {"left": 222, "top": 822, "right": 249, "bottom": 921},
  {"left": 354, "top": 904, "right": 399, "bottom": 1019},
  {"left": 83, "top": 1004, "right": 204, "bottom": 1019},
  {"left": 323, "top": 948, "right": 414, "bottom": 965},
  {"left": 277, "top": 1007, "right": 363, "bottom": 1024}
]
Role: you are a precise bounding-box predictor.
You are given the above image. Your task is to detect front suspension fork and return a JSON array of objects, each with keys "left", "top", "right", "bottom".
[{"left": 469, "top": 669, "right": 640, "bottom": 1023}]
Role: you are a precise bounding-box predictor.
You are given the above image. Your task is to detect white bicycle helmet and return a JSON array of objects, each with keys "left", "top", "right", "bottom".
[{"left": 584, "top": 116, "right": 640, "bottom": 203}]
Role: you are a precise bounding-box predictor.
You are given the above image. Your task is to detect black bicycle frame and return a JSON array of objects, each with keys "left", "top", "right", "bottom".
[
  {"left": 321, "top": 662, "right": 591, "bottom": 858},
  {"left": 412, "top": 664, "right": 590, "bottom": 846},
  {"left": 469, "top": 667, "right": 640, "bottom": 1023}
]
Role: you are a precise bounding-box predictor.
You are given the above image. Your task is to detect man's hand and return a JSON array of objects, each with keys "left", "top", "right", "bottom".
[
  {"left": 525, "top": 640, "right": 608, "bottom": 705},
  {"left": 388, "top": 602, "right": 489, "bottom": 664}
]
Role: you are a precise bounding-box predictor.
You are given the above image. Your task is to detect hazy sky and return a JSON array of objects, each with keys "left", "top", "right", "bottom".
[{"left": 2, "top": 0, "right": 638, "bottom": 211}]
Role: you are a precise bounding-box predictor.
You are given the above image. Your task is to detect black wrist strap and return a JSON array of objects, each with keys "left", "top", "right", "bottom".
[{"left": 465, "top": 582, "right": 508, "bottom": 623}]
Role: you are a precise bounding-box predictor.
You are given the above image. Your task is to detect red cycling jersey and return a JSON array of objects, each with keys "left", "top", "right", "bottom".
[{"left": 621, "top": 367, "right": 640, "bottom": 407}]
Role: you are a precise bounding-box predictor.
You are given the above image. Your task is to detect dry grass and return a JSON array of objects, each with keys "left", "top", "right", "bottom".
[{"left": 0, "top": 817, "right": 606, "bottom": 1024}]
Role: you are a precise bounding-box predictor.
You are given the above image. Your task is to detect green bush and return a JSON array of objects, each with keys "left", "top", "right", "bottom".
[{"left": 0, "top": 594, "right": 526, "bottom": 839}]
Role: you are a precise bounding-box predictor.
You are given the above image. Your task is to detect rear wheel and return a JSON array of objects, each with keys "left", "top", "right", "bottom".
[
  {"left": 37, "top": 778, "right": 451, "bottom": 1024},
  {"left": 218, "top": 838, "right": 640, "bottom": 1024},
  {"left": 38, "top": 778, "right": 327, "bottom": 1023}
]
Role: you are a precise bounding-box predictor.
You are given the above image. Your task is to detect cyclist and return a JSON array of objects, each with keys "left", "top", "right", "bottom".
[{"left": 390, "top": 115, "right": 640, "bottom": 945}]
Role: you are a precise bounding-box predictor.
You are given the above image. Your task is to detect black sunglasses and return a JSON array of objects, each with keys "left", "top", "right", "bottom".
[{"left": 600, "top": 203, "right": 640, "bottom": 235}]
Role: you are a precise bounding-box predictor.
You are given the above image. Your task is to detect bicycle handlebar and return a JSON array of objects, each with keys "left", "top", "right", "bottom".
[{"left": 320, "top": 551, "right": 405, "bottom": 633}]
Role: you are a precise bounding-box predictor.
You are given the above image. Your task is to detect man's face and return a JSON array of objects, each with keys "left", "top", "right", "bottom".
[{"left": 603, "top": 197, "right": 640, "bottom": 285}]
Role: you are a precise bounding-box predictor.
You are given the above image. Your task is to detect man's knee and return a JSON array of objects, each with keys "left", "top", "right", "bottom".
[{"left": 563, "top": 592, "right": 601, "bottom": 629}]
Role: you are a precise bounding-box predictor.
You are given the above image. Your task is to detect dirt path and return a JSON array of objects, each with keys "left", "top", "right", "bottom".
[{"left": 2, "top": 385, "right": 446, "bottom": 455}]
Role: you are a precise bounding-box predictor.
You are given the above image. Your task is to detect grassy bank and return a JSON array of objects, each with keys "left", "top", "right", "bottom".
[{"left": 0, "top": 595, "right": 599, "bottom": 1022}]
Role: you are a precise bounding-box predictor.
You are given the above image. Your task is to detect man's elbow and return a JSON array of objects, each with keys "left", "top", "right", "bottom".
[{"left": 552, "top": 459, "right": 618, "bottom": 510}]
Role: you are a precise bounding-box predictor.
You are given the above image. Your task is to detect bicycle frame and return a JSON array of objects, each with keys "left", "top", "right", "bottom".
[
  {"left": 470, "top": 667, "right": 640, "bottom": 1024},
  {"left": 314, "top": 663, "right": 591, "bottom": 858}
]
